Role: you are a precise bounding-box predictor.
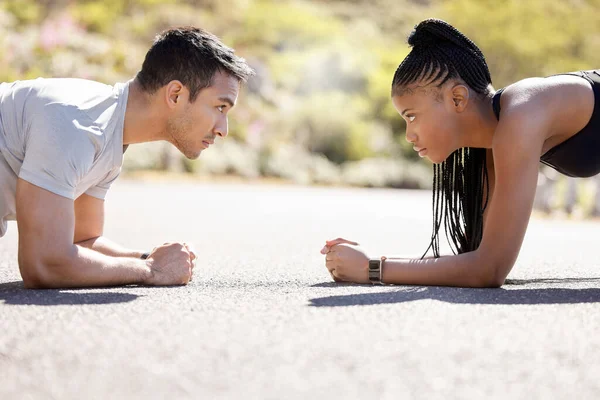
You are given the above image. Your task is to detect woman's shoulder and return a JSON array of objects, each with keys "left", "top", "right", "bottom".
[
  {"left": 493, "top": 72, "right": 595, "bottom": 155},
  {"left": 498, "top": 73, "right": 591, "bottom": 116},
  {"left": 493, "top": 78, "right": 555, "bottom": 148}
]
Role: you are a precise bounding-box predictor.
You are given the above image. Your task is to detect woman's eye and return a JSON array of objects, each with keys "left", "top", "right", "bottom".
[{"left": 407, "top": 115, "right": 416, "bottom": 123}]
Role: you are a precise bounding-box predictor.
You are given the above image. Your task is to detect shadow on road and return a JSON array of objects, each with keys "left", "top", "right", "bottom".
[
  {"left": 311, "top": 282, "right": 358, "bottom": 288},
  {"left": 0, "top": 281, "right": 140, "bottom": 306},
  {"left": 504, "top": 278, "right": 600, "bottom": 285},
  {"left": 309, "top": 282, "right": 600, "bottom": 307}
]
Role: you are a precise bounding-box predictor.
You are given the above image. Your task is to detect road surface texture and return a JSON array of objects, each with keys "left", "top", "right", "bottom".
[{"left": 1, "top": 180, "right": 599, "bottom": 400}]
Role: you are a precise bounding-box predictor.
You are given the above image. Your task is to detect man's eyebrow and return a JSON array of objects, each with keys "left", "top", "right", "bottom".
[
  {"left": 401, "top": 108, "right": 413, "bottom": 116},
  {"left": 219, "top": 96, "right": 236, "bottom": 107}
]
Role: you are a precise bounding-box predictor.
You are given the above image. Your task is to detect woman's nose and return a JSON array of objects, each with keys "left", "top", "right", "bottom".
[{"left": 405, "top": 130, "right": 417, "bottom": 144}]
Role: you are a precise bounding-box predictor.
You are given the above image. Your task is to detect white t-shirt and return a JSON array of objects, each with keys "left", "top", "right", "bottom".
[{"left": 0, "top": 78, "right": 130, "bottom": 237}]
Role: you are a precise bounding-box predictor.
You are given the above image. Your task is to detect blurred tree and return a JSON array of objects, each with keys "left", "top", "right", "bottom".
[{"left": 440, "top": 0, "right": 600, "bottom": 87}]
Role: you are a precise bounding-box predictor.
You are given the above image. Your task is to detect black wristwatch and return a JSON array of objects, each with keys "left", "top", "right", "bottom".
[
  {"left": 140, "top": 252, "right": 150, "bottom": 260},
  {"left": 368, "top": 256, "right": 386, "bottom": 284}
]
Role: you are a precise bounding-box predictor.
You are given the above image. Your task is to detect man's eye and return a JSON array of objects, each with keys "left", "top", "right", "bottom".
[{"left": 217, "top": 105, "right": 226, "bottom": 113}]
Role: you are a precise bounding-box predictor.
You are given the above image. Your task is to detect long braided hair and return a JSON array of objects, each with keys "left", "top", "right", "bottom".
[{"left": 391, "top": 19, "right": 492, "bottom": 257}]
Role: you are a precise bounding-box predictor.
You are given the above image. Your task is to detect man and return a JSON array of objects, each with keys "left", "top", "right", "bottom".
[{"left": 0, "top": 27, "right": 254, "bottom": 289}]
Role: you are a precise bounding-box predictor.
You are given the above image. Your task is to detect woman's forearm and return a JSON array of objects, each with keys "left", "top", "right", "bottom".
[
  {"left": 381, "top": 251, "right": 502, "bottom": 288},
  {"left": 75, "top": 236, "right": 146, "bottom": 258}
]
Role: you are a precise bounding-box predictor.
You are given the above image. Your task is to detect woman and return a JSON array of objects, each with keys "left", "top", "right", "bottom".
[{"left": 321, "top": 18, "right": 599, "bottom": 287}]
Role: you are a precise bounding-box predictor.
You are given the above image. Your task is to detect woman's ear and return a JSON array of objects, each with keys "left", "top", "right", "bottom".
[{"left": 450, "top": 84, "right": 470, "bottom": 113}]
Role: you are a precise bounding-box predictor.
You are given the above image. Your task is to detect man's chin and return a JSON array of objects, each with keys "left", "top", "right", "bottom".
[{"left": 182, "top": 149, "right": 202, "bottom": 160}]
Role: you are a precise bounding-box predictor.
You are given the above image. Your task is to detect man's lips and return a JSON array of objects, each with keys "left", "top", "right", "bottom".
[{"left": 202, "top": 140, "right": 215, "bottom": 148}]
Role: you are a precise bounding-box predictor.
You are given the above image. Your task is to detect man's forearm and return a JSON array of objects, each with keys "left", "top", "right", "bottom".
[
  {"left": 76, "top": 236, "right": 146, "bottom": 258},
  {"left": 20, "top": 244, "right": 152, "bottom": 289}
]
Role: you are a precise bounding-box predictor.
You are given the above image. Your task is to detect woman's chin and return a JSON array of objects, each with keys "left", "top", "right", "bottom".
[
  {"left": 427, "top": 149, "right": 456, "bottom": 164},
  {"left": 427, "top": 153, "right": 445, "bottom": 164}
]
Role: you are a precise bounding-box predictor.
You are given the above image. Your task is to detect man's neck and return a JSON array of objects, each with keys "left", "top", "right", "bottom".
[{"left": 122, "top": 79, "right": 166, "bottom": 145}]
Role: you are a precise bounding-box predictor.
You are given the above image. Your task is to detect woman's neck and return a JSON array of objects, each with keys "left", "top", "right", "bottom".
[{"left": 461, "top": 94, "right": 498, "bottom": 149}]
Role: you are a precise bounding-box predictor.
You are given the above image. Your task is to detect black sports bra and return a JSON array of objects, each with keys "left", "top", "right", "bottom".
[{"left": 492, "top": 70, "right": 600, "bottom": 178}]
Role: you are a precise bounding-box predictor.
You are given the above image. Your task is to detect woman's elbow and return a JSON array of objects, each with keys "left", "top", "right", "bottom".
[
  {"left": 481, "top": 274, "right": 506, "bottom": 288},
  {"left": 472, "top": 251, "right": 513, "bottom": 288},
  {"left": 22, "top": 275, "right": 45, "bottom": 289}
]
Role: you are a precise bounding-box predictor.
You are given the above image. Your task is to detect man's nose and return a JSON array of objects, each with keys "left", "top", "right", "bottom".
[{"left": 215, "top": 117, "right": 228, "bottom": 138}]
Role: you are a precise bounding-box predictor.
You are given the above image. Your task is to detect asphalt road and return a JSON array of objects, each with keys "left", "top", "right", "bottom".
[{"left": 1, "top": 180, "right": 600, "bottom": 400}]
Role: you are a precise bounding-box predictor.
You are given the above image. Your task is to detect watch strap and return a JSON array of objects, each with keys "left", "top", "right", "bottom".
[{"left": 368, "top": 256, "right": 385, "bottom": 284}]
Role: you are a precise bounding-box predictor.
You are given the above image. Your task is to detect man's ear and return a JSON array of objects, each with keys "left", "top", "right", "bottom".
[
  {"left": 164, "top": 80, "right": 185, "bottom": 109},
  {"left": 450, "top": 84, "right": 470, "bottom": 113}
]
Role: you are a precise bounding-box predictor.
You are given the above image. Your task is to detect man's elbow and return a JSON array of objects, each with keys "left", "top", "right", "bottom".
[
  {"left": 20, "top": 266, "right": 48, "bottom": 289},
  {"left": 18, "top": 254, "right": 71, "bottom": 289}
]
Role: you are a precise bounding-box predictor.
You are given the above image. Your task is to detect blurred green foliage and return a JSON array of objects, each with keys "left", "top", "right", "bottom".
[
  {"left": 1, "top": 0, "right": 599, "bottom": 188},
  {"left": 442, "top": 0, "right": 600, "bottom": 87}
]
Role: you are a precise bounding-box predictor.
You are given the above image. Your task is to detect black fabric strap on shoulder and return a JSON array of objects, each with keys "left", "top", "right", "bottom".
[{"left": 491, "top": 88, "right": 504, "bottom": 121}]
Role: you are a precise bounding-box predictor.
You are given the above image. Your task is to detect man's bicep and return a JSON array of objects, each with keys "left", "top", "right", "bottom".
[
  {"left": 19, "top": 106, "right": 96, "bottom": 200},
  {"left": 74, "top": 194, "right": 105, "bottom": 243},
  {"left": 16, "top": 178, "right": 76, "bottom": 263}
]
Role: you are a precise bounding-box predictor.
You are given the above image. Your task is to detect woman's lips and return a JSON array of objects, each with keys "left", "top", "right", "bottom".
[{"left": 414, "top": 146, "right": 427, "bottom": 157}]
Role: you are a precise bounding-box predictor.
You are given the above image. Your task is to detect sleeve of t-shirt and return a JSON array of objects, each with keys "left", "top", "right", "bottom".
[
  {"left": 84, "top": 167, "right": 122, "bottom": 200},
  {"left": 18, "top": 103, "right": 98, "bottom": 200}
]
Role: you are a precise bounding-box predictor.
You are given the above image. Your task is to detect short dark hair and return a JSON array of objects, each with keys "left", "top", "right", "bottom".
[{"left": 136, "top": 27, "right": 255, "bottom": 101}]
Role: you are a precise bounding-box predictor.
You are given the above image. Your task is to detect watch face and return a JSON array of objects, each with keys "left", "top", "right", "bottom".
[
  {"left": 368, "top": 260, "right": 380, "bottom": 270},
  {"left": 368, "top": 259, "right": 381, "bottom": 282}
]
